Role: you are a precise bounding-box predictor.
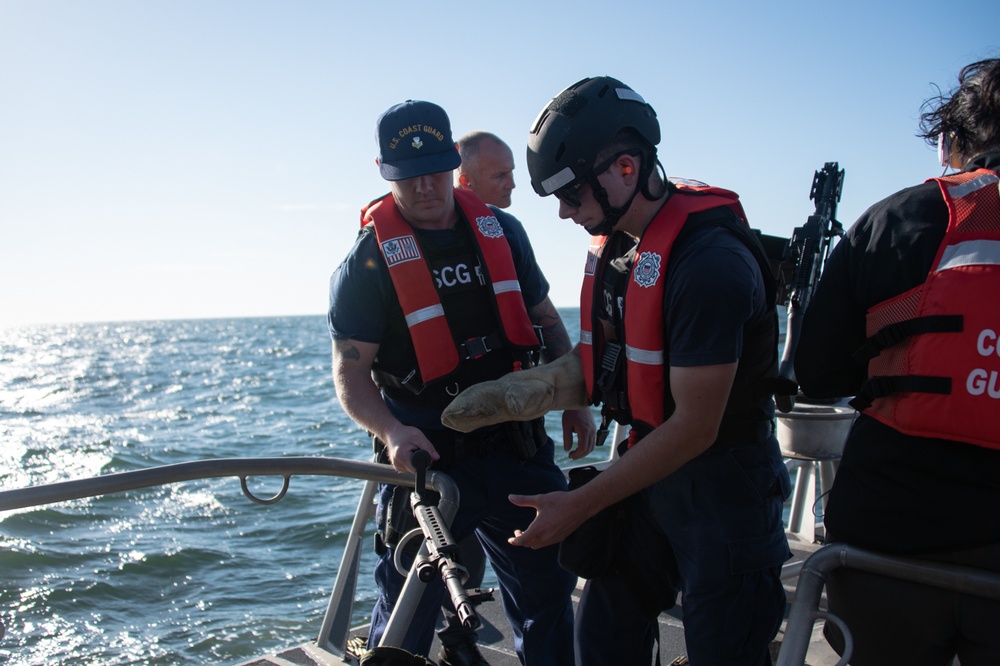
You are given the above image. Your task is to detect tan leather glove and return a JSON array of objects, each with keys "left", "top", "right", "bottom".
[{"left": 441, "top": 353, "right": 589, "bottom": 432}]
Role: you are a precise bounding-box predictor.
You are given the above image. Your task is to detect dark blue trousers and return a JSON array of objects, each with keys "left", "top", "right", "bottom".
[
  {"left": 367, "top": 440, "right": 576, "bottom": 665},
  {"left": 575, "top": 438, "right": 791, "bottom": 666}
]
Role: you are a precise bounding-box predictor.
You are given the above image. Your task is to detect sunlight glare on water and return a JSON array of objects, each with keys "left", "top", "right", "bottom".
[{"left": 0, "top": 310, "right": 792, "bottom": 664}]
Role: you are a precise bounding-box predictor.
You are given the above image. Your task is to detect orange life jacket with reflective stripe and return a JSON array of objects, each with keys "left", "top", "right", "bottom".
[
  {"left": 852, "top": 168, "right": 1000, "bottom": 449},
  {"left": 580, "top": 182, "right": 748, "bottom": 433},
  {"left": 361, "top": 188, "right": 539, "bottom": 385}
]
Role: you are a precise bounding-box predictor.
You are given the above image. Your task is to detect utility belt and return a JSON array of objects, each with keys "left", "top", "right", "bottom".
[
  {"left": 372, "top": 419, "right": 549, "bottom": 556},
  {"left": 373, "top": 418, "right": 547, "bottom": 471},
  {"left": 428, "top": 421, "right": 542, "bottom": 468},
  {"left": 375, "top": 328, "right": 544, "bottom": 409}
]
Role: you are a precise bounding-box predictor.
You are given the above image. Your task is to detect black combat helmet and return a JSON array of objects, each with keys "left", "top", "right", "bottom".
[{"left": 527, "top": 76, "right": 660, "bottom": 198}]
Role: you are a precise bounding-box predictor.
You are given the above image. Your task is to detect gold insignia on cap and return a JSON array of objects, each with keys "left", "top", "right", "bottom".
[{"left": 412, "top": 137, "right": 424, "bottom": 150}]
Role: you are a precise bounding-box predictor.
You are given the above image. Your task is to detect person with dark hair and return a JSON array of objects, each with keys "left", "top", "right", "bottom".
[
  {"left": 795, "top": 58, "right": 1000, "bottom": 665},
  {"left": 455, "top": 132, "right": 516, "bottom": 210},
  {"left": 329, "top": 100, "right": 593, "bottom": 666},
  {"left": 446, "top": 76, "right": 792, "bottom": 665}
]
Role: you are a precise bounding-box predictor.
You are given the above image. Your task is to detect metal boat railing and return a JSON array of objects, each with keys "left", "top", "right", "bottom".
[
  {"left": 776, "top": 542, "right": 1000, "bottom": 666},
  {"left": 0, "top": 456, "right": 461, "bottom": 661},
  {"left": 6, "top": 440, "right": 1000, "bottom": 664}
]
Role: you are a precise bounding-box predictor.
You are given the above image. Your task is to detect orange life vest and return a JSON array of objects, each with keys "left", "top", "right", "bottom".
[
  {"left": 852, "top": 168, "right": 1000, "bottom": 449},
  {"left": 580, "top": 181, "right": 748, "bottom": 433},
  {"left": 361, "top": 188, "right": 539, "bottom": 386}
]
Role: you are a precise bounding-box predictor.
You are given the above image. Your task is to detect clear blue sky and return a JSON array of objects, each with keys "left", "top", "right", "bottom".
[{"left": 1, "top": 1, "right": 997, "bottom": 326}]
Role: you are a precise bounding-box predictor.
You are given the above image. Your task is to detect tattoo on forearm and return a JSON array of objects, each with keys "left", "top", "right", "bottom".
[
  {"left": 335, "top": 340, "right": 361, "bottom": 362},
  {"left": 529, "top": 303, "right": 573, "bottom": 361},
  {"left": 542, "top": 322, "right": 572, "bottom": 360}
]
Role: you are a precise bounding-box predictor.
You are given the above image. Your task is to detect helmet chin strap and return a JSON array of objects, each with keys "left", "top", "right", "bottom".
[{"left": 583, "top": 155, "right": 661, "bottom": 237}]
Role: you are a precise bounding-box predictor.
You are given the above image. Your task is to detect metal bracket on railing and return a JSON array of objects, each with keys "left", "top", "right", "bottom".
[{"left": 239, "top": 474, "right": 291, "bottom": 505}]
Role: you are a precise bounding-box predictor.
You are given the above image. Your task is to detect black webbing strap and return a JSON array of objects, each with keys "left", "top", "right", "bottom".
[
  {"left": 849, "top": 375, "right": 953, "bottom": 411},
  {"left": 852, "top": 315, "right": 963, "bottom": 364},
  {"left": 457, "top": 331, "right": 506, "bottom": 360}
]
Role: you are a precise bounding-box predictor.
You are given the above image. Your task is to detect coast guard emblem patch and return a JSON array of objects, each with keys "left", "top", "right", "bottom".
[
  {"left": 381, "top": 235, "right": 421, "bottom": 266},
  {"left": 412, "top": 137, "right": 424, "bottom": 150},
  {"left": 633, "top": 251, "right": 662, "bottom": 288},
  {"left": 476, "top": 215, "right": 504, "bottom": 239}
]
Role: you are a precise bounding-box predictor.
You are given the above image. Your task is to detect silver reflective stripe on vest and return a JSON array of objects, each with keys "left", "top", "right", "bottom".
[
  {"left": 625, "top": 344, "right": 664, "bottom": 366},
  {"left": 493, "top": 280, "right": 522, "bottom": 295},
  {"left": 947, "top": 172, "right": 1000, "bottom": 199},
  {"left": 580, "top": 330, "right": 593, "bottom": 345},
  {"left": 405, "top": 304, "right": 446, "bottom": 328},
  {"left": 939, "top": 239, "right": 1000, "bottom": 271}
]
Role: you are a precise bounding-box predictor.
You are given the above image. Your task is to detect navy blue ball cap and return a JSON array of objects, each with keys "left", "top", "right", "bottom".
[{"left": 376, "top": 100, "right": 461, "bottom": 181}]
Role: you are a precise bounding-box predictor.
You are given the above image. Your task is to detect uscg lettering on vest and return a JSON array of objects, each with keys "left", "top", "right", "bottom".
[
  {"left": 380, "top": 236, "right": 421, "bottom": 266},
  {"left": 968, "top": 328, "right": 1000, "bottom": 398},
  {"left": 434, "top": 263, "right": 476, "bottom": 289}
]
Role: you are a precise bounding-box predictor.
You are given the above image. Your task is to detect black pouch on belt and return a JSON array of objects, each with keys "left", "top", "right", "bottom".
[
  {"left": 383, "top": 485, "right": 416, "bottom": 552},
  {"left": 504, "top": 417, "right": 546, "bottom": 462},
  {"left": 557, "top": 465, "right": 630, "bottom": 579}
]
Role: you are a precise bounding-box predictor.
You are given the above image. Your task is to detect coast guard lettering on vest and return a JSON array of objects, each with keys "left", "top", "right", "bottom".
[
  {"left": 854, "top": 168, "right": 1000, "bottom": 449},
  {"left": 380, "top": 236, "right": 421, "bottom": 266},
  {"left": 967, "top": 328, "right": 1000, "bottom": 397},
  {"left": 434, "top": 263, "right": 478, "bottom": 289}
]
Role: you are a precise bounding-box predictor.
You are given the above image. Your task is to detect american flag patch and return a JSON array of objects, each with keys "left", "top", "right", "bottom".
[
  {"left": 380, "top": 235, "right": 421, "bottom": 266},
  {"left": 584, "top": 244, "right": 600, "bottom": 275}
]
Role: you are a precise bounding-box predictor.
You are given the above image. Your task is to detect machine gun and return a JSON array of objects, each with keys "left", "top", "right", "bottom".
[
  {"left": 409, "top": 450, "right": 481, "bottom": 630},
  {"left": 775, "top": 162, "right": 845, "bottom": 413}
]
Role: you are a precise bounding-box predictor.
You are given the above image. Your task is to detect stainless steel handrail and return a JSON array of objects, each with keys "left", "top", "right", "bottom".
[
  {"left": 0, "top": 457, "right": 432, "bottom": 511},
  {"left": 777, "top": 542, "right": 1000, "bottom": 666},
  {"left": 0, "top": 456, "right": 461, "bottom": 662}
]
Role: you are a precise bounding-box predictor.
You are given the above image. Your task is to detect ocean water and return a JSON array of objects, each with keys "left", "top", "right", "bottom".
[
  {"left": 0, "top": 310, "right": 799, "bottom": 665},
  {"left": 0, "top": 311, "right": 618, "bottom": 665}
]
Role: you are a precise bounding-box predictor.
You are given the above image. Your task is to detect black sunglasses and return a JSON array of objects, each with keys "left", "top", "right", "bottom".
[
  {"left": 553, "top": 179, "right": 589, "bottom": 208},
  {"left": 552, "top": 150, "right": 638, "bottom": 208}
]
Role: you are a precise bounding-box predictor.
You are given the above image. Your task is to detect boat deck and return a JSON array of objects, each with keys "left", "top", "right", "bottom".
[{"left": 240, "top": 533, "right": 843, "bottom": 666}]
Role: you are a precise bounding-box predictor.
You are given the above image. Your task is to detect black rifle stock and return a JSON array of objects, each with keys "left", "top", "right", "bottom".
[{"left": 775, "top": 162, "right": 845, "bottom": 413}]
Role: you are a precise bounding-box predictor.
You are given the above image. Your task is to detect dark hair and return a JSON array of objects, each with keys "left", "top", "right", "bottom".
[{"left": 919, "top": 58, "right": 1000, "bottom": 158}]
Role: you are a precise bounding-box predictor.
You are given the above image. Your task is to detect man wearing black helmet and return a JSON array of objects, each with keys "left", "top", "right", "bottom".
[
  {"left": 328, "top": 100, "right": 592, "bottom": 666},
  {"left": 460, "top": 77, "right": 791, "bottom": 665}
]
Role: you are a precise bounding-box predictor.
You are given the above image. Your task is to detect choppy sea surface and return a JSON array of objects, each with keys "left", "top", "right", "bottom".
[
  {"left": 0, "top": 310, "right": 796, "bottom": 665},
  {"left": 0, "top": 311, "right": 624, "bottom": 665}
]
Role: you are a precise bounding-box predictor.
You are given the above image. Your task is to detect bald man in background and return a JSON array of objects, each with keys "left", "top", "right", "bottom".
[{"left": 455, "top": 131, "right": 516, "bottom": 209}]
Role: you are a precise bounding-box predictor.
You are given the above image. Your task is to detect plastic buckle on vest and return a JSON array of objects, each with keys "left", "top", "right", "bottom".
[
  {"left": 849, "top": 376, "right": 888, "bottom": 411},
  {"left": 873, "top": 322, "right": 910, "bottom": 350},
  {"left": 460, "top": 336, "right": 492, "bottom": 360}
]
